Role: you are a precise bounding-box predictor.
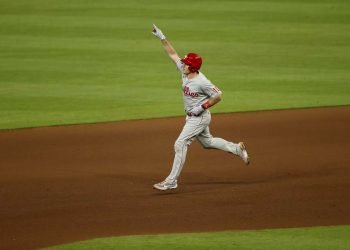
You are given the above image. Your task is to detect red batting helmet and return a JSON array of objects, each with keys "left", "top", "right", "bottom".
[{"left": 181, "top": 53, "right": 202, "bottom": 72}]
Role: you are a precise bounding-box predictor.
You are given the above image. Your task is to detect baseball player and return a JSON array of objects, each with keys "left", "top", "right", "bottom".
[{"left": 152, "top": 24, "right": 249, "bottom": 191}]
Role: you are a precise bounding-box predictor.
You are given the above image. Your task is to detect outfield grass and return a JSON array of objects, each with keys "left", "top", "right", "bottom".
[
  {"left": 41, "top": 225, "right": 350, "bottom": 250},
  {"left": 1, "top": 0, "right": 349, "bottom": 129}
]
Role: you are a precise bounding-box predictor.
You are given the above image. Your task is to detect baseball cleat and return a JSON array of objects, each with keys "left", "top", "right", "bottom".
[
  {"left": 238, "top": 142, "right": 250, "bottom": 165},
  {"left": 153, "top": 180, "right": 178, "bottom": 191}
]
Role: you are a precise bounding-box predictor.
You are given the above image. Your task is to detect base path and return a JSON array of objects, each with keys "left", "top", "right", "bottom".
[{"left": 0, "top": 107, "right": 349, "bottom": 250}]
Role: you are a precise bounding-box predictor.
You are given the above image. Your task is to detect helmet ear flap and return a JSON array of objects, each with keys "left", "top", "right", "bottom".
[{"left": 188, "top": 65, "right": 197, "bottom": 73}]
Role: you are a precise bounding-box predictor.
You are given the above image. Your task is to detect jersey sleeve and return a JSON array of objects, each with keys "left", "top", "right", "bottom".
[
  {"left": 201, "top": 80, "right": 222, "bottom": 97},
  {"left": 176, "top": 59, "right": 184, "bottom": 74}
]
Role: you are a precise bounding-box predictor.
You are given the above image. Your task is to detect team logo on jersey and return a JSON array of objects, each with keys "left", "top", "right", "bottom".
[
  {"left": 213, "top": 86, "right": 221, "bottom": 93},
  {"left": 183, "top": 86, "right": 199, "bottom": 97}
]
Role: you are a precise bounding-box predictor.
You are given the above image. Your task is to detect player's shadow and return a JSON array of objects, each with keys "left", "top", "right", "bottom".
[
  {"left": 189, "top": 179, "right": 267, "bottom": 186},
  {"left": 151, "top": 181, "right": 255, "bottom": 195},
  {"left": 151, "top": 174, "right": 300, "bottom": 195}
]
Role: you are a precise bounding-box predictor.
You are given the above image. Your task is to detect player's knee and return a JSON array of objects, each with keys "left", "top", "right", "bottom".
[
  {"left": 174, "top": 139, "right": 193, "bottom": 153},
  {"left": 174, "top": 140, "right": 185, "bottom": 153},
  {"left": 174, "top": 138, "right": 194, "bottom": 153}
]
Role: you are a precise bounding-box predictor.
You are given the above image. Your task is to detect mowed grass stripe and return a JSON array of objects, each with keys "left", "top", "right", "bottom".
[{"left": 1, "top": 0, "right": 349, "bottom": 129}]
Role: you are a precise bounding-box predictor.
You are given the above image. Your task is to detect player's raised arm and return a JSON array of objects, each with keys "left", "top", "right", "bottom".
[{"left": 152, "top": 24, "right": 180, "bottom": 64}]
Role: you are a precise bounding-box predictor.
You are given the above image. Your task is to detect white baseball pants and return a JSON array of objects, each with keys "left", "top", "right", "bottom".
[{"left": 165, "top": 111, "right": 241, "bottom": 183}]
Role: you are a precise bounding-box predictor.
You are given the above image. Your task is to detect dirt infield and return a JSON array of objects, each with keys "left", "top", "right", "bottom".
[{"left": 0, "top": 107, "right": 349, "bottom": 250}]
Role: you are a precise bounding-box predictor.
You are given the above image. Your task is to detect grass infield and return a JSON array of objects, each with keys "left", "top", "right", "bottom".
[
  {"left": 41, "top": 225, "right": 350, "bottom": 250},
  {"left": 1, "top": 0, "right": 350, "bottom": 129}
]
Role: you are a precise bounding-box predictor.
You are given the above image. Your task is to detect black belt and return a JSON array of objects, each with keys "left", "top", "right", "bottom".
[{"left": 186, "top": 110, "right": 207, "bottom": 117}]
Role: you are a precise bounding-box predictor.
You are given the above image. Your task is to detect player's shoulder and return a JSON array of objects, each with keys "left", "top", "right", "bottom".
[{"left": 198, "top": 72, "right": 212, "bottom": 84}]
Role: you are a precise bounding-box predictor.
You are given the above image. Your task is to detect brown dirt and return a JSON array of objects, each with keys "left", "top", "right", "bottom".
[{"left": 0, "top": 106, "right": 349, "bottom": 250}]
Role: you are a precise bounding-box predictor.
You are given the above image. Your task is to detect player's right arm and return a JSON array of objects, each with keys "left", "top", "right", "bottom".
[
  {"left": 152, "top": 24, "right": 180, "bottom": 64},
  {"left": 161, "top": 39, "right": 181, "bottom": 64}
]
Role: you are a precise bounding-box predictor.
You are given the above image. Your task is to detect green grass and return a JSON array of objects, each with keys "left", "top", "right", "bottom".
[
  {"left": 41, "top": 225, "right": 350, "bottom": 250},
  {"left": 1, "top": 0, "right": 350, "bottom": 129}
]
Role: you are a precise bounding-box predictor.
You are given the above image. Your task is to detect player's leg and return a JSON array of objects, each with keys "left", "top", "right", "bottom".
[
  {"left": 197, "top": 126, "right": 250, "bottom": 165},
  {"left": 153, "top": 116, "right": 209, "bottom": 190},
  {"left": 166, "top": 117, "right": 207, "bottom": 182},
  {"left": 197, "top": 126, "right": 238, "bottom": 153}
]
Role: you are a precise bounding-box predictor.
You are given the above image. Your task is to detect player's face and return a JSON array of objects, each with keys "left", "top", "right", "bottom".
[{"left": 183, "top": 64, "right": 191, "bottom": 75}]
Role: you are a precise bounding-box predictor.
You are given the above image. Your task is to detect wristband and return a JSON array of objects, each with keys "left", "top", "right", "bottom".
[{"left": 201, "top": 100, "right": 210, "bottom": 109}]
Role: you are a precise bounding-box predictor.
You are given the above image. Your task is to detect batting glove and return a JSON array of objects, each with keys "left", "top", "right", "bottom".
[
  {"left": 152, "top": 24, "right": 166, "bottom": 40},
  {"left": 189, "top": 105, "right": 205, "bottom": 116}
]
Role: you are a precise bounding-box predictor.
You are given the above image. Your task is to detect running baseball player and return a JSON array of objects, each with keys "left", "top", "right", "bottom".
[{"left": 152, "top": 24, "right": 249, "bottom": 191}]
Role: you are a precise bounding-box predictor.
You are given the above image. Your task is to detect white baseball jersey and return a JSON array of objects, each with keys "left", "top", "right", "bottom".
[{"left": 176, "top": 60, "right": 222, "bottom": 113}]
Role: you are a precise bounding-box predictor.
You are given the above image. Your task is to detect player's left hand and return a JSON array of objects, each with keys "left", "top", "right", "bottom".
[{"left": 189, "top": 105, "right": 205, "bottom": 116}]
